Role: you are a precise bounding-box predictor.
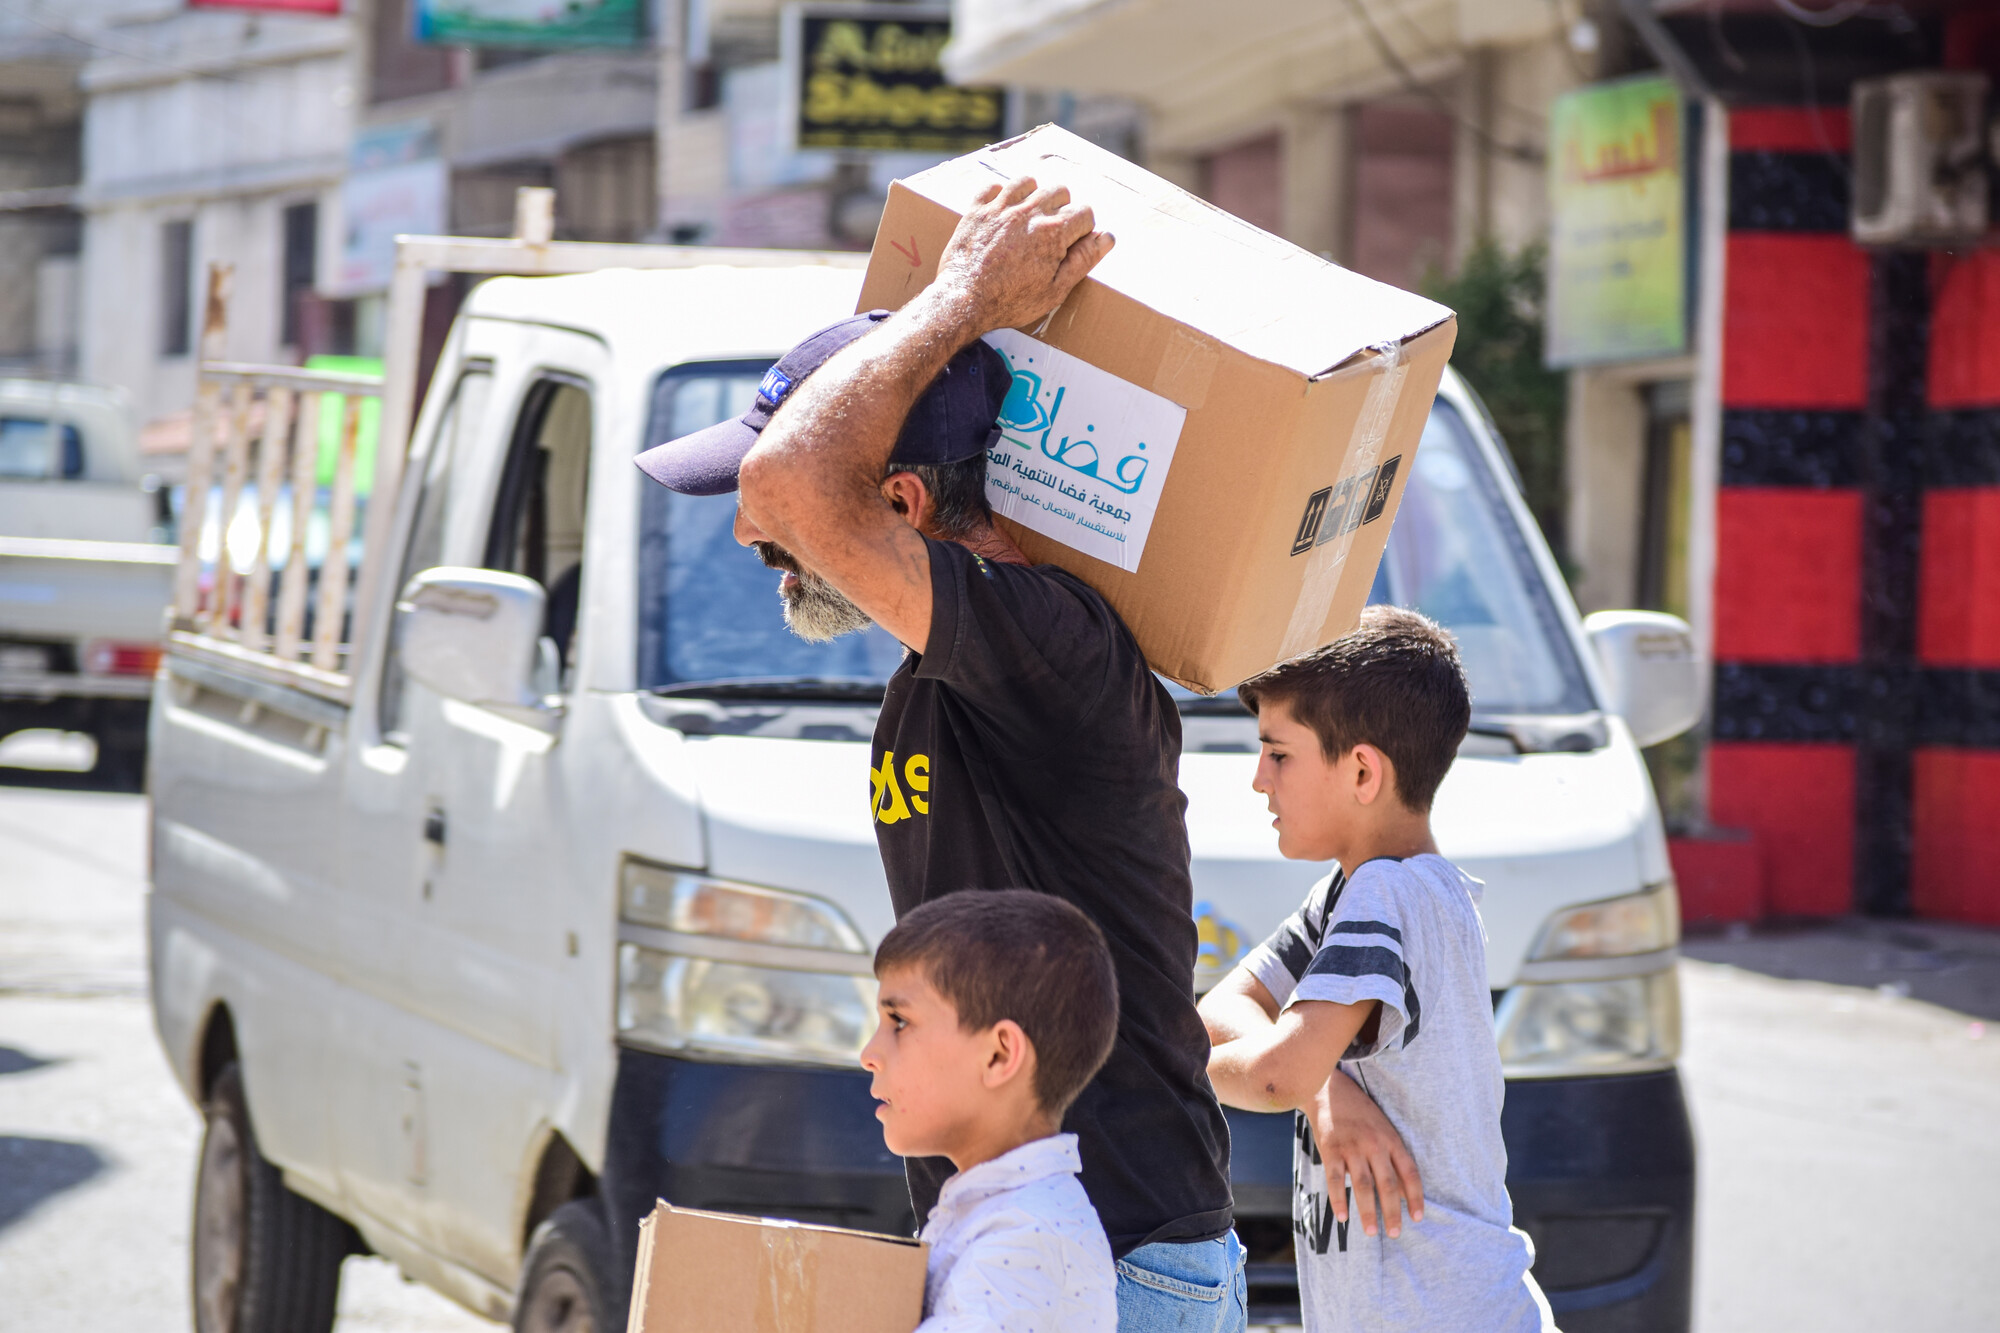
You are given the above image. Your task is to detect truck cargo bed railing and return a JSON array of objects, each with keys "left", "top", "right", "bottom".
[
  {"left": 168, "top": 349, "right": 381, "bottom": 700},
  {"left": 167, "top": 188, "right": 865, "bottom": 708}
]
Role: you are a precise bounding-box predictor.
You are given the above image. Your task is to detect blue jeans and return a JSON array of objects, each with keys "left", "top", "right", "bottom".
[{"left": 1114, "top": 1233, "right": 1247, "bottom": 1333}]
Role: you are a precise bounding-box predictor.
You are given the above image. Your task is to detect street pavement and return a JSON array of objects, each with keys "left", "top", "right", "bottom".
[
  {"left": 0, "top": 785, "right": 488, "bottom": 1331},
  {"left": 4, "top": 783, "right": 2000, "bottom": 1330}
]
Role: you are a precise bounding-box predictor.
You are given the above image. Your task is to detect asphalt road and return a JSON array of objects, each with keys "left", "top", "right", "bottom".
[
  {"left": 4, "top": 783, "right": 1999, "bottom": 1331},
  {"left": 0, "top": 785, "right": 490, "bottom": 1331}
]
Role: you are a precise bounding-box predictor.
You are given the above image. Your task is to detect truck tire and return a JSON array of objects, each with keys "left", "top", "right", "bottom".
[
  {"left": 514, "top": 1200, "right": 615, "bottom": 1333},
  {"left": 193, "top": 1063, "right": 354, "bottom": 1333}
]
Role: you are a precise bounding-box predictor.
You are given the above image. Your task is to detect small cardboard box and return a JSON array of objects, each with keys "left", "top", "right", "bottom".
[
  {"left": 625, "top": 1202, "right": 928, "bottom": 1333},
  {"left": 860, "top": 125, "right": 1457, "bottom": 693}
]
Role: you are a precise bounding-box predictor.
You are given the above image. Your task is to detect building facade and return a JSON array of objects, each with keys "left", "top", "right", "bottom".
[
  {"left": 1655, "top": 6, "right": 2000, "bottom": 925},
  {"left": 949, "top": 0, "right": 2000, "bottom": 924},
  {"left": 75, "top": 4, "right": 354, "bottom": 428},
  {"left": 0, "top": 1, "right": 164, "bottom": 379},
  {"left": 947, "top": 0, "right": 1653, "bottom": 603}
]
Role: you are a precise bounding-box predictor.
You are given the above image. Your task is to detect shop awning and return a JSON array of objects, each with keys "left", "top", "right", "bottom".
[{"left": 947, "top": 0, "right": 1478, "bottom": 147}]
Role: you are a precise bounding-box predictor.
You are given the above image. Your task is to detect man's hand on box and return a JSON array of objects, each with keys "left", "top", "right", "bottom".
[
  {"left": 1310, "top": 1070, "right": 1425, "bottom": 1240},
  {"left": 934, "top": 176, "right": 1114, "bottom": 336}
]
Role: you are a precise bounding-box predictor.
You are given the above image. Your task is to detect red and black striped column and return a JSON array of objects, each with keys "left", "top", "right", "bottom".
[
  {"left": 1910, "top": 251, "right": 2000, "bottom": 923},
  {"left": 1707, "top": 106, "right": 2000, "bottom": 924}
]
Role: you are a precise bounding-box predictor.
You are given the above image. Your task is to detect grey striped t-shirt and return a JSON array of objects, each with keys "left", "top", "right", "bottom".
[{"left": 1244, "top": 854, "right": 1554, "bottom": 1333}]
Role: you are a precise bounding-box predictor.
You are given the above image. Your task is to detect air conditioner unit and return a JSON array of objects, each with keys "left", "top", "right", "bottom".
[{"left": 1851, "top": 71, "right": 1990, "bottom": 247}]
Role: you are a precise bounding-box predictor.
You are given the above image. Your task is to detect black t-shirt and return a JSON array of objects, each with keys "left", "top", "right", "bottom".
[{"left": 872, "top": 537, "right": 1234, "bottom": 1256}]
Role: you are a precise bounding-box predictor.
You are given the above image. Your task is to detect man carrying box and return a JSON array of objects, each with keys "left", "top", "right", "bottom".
[{"left": 636, "top": 177, "right": 1423, "bottom": 1331}]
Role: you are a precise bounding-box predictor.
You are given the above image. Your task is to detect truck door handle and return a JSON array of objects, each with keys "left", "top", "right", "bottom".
[{"left": 423, "top": 808, "right": 447, "bottom": 846}]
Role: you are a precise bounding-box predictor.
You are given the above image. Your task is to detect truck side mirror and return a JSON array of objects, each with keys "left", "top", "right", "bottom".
[
  {"left": 1582, "top": 610, "right": 1701, "bottom": 749},
  {"left": 396, "top": 567, "right": 560, "bottom": 730}
]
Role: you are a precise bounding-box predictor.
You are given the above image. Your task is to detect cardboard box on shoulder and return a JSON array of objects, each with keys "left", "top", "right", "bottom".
[
  {"left": 626, "top": 1202, "right": 928, "bottom": 1333},
  {"left": 859, "top": 125, "right": 1457, "bottom": 694}
]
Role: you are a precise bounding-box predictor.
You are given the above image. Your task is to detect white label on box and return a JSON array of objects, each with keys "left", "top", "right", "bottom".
[{"left": 981, "top": 329, "right": 1187, "bottom": 572}]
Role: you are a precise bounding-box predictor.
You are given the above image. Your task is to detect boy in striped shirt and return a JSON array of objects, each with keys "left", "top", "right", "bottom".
[{"left": 1199, "top": 607, "right": 1555, "bottom": 1332}]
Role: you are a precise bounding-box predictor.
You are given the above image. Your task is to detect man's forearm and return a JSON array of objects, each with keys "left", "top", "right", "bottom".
[
  {"left": 740, "top": 288, "right": 979, "bottom": 538},
  {"left": 728, "top": 178, "right": 1109, "bottom": 650}
]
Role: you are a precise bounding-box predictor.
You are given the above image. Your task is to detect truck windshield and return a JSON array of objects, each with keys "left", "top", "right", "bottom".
[{"left": 636, "top": 364, "right": 1592, "bottom": 715}]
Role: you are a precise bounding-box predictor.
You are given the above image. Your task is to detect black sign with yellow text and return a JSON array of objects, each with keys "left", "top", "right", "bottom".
[{"left": 793, "top": 7, "right": 1004, "bottom": 154}]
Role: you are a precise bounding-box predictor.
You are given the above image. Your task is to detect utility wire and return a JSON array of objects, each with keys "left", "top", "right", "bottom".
[
  {"left": 0, "top": 1, "right": 253, "bottom": 84},
  {"left": 1542, "top": 0, "right": 1598, "bottom": 83},
  {"left": 1772, "top": 0, "right": 1870, "bottom": 28},
  {"left": 1778, "top": 4, "right": 1852, "bottom": 183},
  {"left": 1336, "top": 0, "right": 1544, "bottom": 164}
]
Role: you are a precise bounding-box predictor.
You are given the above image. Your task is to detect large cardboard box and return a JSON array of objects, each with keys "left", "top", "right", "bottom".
[
  {"left": 626, "top": 1202, "right": 928, "bottom": 1333},
  {"left": 860, "top": 125, "right": 1457, "bottom": 693}
]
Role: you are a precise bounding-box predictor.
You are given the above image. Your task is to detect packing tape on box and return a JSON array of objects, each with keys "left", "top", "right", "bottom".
[
  {"left": 1277, "top": 342, "right": 1409, "bottom": 661},
  {"left": 756, "top": 1223, "right": 814, "bottom": 1333}
]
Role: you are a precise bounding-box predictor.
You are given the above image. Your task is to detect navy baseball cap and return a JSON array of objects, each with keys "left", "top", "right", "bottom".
[{"left": 635, "top": 310, "right": 1014, "bottom": 497}]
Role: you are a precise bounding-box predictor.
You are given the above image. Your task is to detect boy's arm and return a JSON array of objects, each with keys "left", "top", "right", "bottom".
[
  {"left": 1197, "top": 966, "right": 1280, "bottom": 1044},
  {"left": 1206, "top": 997, "right": 1378, "bottom": 1114},
  {"left": 1198, "top": 964, "right": 1426, "bottom": 1235},
  {"left": 1310, "top": 1074, "right": 1426, "bottom": 1239}
]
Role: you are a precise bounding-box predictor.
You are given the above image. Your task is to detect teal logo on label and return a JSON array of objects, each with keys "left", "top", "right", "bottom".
[{"left": 997, "top": 365, "right": 1150, "bottom": 496}]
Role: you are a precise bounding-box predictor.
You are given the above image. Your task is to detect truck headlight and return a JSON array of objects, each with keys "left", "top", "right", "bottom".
[
  {"left": 1494, "top": 972, "right": 1681, "bottom": 1077},
  {"left": 617, "top": 947, "right": 876, "bottom": 1067},
  {"left": 615, "top": 860, "right": 875, "bottom": 1068},
  {"left": 621, "top": 861, "right": 866, "bottom": 952},
  {"left": 1498, "top": 884, "right": 1682, "bottom": 1077},
  {"left": 1528, "top": 882, "right": 1678, "bottom": 961}
]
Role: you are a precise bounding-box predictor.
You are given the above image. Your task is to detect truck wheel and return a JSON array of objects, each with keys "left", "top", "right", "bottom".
[
  {"left": 514, "top": 1200, "right": 615, "bottom": 1333},
  {"left": 193, "top": 1063, "right": 354, "bottom": 1333}
]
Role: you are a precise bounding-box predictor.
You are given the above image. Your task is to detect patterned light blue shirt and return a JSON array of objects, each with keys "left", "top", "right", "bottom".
[{"left": 917, "top": 1133, "right": 1117, "bottom": 1333}]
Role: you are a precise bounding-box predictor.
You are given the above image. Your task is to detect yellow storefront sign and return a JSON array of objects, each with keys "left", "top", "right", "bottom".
[
  {"left": 790, "top": 6, "right": 1004, "bottom": 154},
  {"left": 1546, "top": 75, "right": 1687, "bottom": 367}
]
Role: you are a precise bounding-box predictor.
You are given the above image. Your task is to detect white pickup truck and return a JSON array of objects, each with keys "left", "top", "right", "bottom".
[
  {"left": 149, "top": 244, "right": 1701, "bottom": 1333},
  {"left": 0, "top": 378, "right": 173, "bottom": 787}
]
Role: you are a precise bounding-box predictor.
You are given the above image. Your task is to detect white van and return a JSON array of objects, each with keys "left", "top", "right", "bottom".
[{"left": 149, "top": 260, "right": 1698, "bottom": 1333}]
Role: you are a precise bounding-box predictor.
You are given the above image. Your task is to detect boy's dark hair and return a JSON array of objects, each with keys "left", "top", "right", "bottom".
[
  {"left": 1237, "top": 605, "right": 1470, "bottom": 812},
  {"left": 874, "top": 889, "right": 1118, "bottom": 1119}
]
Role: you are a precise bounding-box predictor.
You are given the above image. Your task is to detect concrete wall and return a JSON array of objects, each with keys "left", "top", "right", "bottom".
[
  {"left": 1565, "top": 357, "right": 1693, "bottom": 613},
  {"left": 77, "top": 14, "right": 351, "bottom": 423}
]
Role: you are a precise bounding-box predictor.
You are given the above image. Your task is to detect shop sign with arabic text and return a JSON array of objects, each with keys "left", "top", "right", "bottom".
[
  {"left": 786, "top": 5, "right": 1004, "bottom": 154},
  {"left": 1546, "top": 75, "right": 1687, "bottom": 367},
  {"left": 413, "top": 0, "right": 643, "bottom": 48}
]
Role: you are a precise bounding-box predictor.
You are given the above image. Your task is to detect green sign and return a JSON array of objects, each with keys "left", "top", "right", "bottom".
[
  {"left": 304, "top": 357, "right": 384, "bottom": 497},
  {"left": 414, "top": 0, "right": 643, "bottom": 49},
  {"left": 1545, "top": 75, "right": 1687, "bottom": 368},
  {"left": 792, "top": 7, "right": 1005, "bottom": 154}
]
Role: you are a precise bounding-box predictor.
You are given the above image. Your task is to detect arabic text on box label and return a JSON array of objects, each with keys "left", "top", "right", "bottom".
[{"left": 981, "top": 330, "right": 1188, "bottom": 573}]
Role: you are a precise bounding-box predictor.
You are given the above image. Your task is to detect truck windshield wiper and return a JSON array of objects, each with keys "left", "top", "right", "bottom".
[
  {"left": 1468, "top": 712, "right": 1609, "bottom": 754},
  {"left": 1176, "top": 694, "right": 1249, "bottom": 716},
  {"left": 653, "top": 677, "right": 887, "bottom": 703}
]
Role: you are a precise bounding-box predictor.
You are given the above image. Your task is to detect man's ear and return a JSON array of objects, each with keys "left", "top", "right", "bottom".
[
  {"left": 880, "top": 470, "right": 934, "bottom": 533},
  {"left": 982, "top": 1019, "right": 1034, "bottom": 1091},
  {"left": 1351, "top": 742, "right": 1390, "bottom": 807}
]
